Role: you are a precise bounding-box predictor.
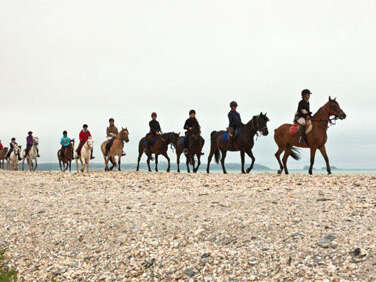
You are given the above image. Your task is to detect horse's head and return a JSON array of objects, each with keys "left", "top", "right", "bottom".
[
  {"left": 325, "top": 97, "right": 347, "bottom": 120},
  {"left": 120, "top": 128, "right": 130, "bottom": 143},
  {"left": 33, "top": 137, "right": 39, "bottom": 145},
  {"left": 167, "top": 132, "right": 180, "bottom": 146},
  {"left": 87, "top": 137, "right": 94, "bottom": 149},
  {"left": 14, "top": 144, "right": 21, "bottom": 154},
  {"left": 250, "top": 112, "right": 269, "bottom": 136}
]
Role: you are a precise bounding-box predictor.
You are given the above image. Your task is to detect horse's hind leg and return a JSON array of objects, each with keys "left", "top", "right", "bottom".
[
  {"left": 194, "top": 154, "right": 201, "bottom": 173},
  {"left": 177, "top": 153, "right": 181, "bottom": 173},
  {"left": 186, "top": 155, "right": 190, "bottom": 173},
  {"left": 136, "top": 152, "right": 143, "bottom": 171},
  {"left": 34, "top": 159, "right": 38, "bottom": 171},
  {"left": 240, "top": 151, "right": 245, "bottom": 174},
  {"left": 155, "top": 154, "right": 159, "bottom": 172},
  {"left": 147, "top": 155, "right": 152, "bottom": 172},
  {"left": 309, "top": 147, "right": 317, "bottom": 175},
  {"left": 319, "top": 145, "right": 331, "bottom": 175},
  {"left": 282, "top": 151, "right": 290, "bottom": 175},
  {"left": 275, "top": 147, "right": 284, "bottom": 174},
  {"left": 206, "top": 148, "right": 215, "bottom": 174},
  {"left": 220, "top": 149, "right": 228, "bottom": 174},
  {"left": 245, "top": 150, "right": 255, "bottom": 173},
  {"left": 118, "top": 156, "right": 121, "bottom": 171}
]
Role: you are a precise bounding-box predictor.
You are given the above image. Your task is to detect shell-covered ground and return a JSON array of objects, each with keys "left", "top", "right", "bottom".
[{"left": 0, "top": 171, "right": 376, "bottom": 281}]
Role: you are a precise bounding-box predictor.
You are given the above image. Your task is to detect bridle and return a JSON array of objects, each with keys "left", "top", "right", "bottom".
[
  {"left": 250, "top": 116, "right": 268, "bottom": 138},
  {"left": 312, "top": 104, "right": 339, "bottom": 126}
]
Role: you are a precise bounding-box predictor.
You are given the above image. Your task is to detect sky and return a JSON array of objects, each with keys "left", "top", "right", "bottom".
[{"left": 0, "top": 0, "right": 375, "bottom": 169}]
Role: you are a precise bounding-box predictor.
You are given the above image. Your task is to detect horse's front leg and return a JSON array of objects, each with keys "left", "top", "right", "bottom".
[
  {"left": 319, "top": 145, "right": 331, "bottom": 175},
  {"left": 155, "top": 154, "right": 159, "bottom": 172},
  {"left": 194, "top": 154, "right": 201, "bottom": 173},
  {"left": 186, "top": 154, "right": 190, "bottom": 173},
  {"left": 34, "top": 159, "right": 38, "bottom": 171},
  {"left": 118, "top": 156, "right": 121, "bottom": 171},
  {"left": 177, "top": 153, "right": 181, "bottom": 173},
  {"left": 240, "top": 151, "right": 245, "bottom": 173},
  {"left": 245, "top": 150, "right": 255, "bottom": 173},
  {"left": 162, "top": 152, "right": 170, "bottom": 172},
  {"left": 309, "top": 148, "right": 317, "bottom": 175},
  {"left": 147, "top": 154, "right": 152, "bottom": 172}
]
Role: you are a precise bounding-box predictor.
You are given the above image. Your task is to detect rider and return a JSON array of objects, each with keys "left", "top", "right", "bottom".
[
  {"left": 228, "top": 101, "right": 243, "bottom": 141},
  {"left": 5, "top": 138, "right": 22, "bottom": 161},
  {"left": 295, "top": 89, "right": 312, "bottom": 144},
  {"left": 76, "top": 124, "right": 95, "bottom": 159},
  {"left": 146, "top": 112, "right": 162, "bottom": 153},
  {"left": 183, "top": 110, "right": 200, "bottom": 153},
  {"left": 105, "top": 118, "right": 119, "bottom": 156},
  {"left": 60, "top": 130, "right": 72, "bottom": 159},
  {"left": 25, "top": 131, "right": 40, "bottom": 158}
]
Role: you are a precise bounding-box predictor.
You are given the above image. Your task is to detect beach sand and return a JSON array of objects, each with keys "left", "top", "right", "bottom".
[{"left": 0, "top": 171, "right": 375, "bottom": 281}]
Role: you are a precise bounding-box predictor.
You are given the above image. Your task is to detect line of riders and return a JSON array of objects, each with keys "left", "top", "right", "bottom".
[{"left": 1, "top": 89, "right": 314, "bottom": 164}]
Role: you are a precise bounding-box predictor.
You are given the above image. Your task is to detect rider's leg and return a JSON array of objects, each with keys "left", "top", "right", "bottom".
[
  {"left": 6, "top": 149, "right": 12, "bottom": 160},
  {"left": 105, "top": 138, "right": 113, "bottom": 155},
  {"left": 76, "top": 142, "right": 84, "bottom": 157},
  {"left": 37, "top": 147, "right": 40, "bottom": 157},
  {"left": 90, "top": 149, "right": 95, "bottom": 159},
  {"left": 61, "top": 146, "right": 65, "bottom": 159},
  {"left": 297, "top": 118, "right": 306, "bottom": 144}
]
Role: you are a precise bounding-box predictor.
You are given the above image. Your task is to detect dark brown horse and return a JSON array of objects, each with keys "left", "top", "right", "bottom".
[
  {"left": 274, "top": 97, "right": 346, "bottom": 175},
  {"left": 207, "top": 113, "right": 269, "bottom": 174},
  {"left": 136, "top": 132, "right": 179, "bottom": 172},
  {"left": 58, "top": 139, "right": 75, "bottom": 172},
  {"left": 176, "top": 127, "right": 205, "bottom": 173}
]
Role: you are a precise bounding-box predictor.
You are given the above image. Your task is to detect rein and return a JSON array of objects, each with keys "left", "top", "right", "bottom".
[{"left": 311, "top": 105, "right": 338, "bottom": 127}]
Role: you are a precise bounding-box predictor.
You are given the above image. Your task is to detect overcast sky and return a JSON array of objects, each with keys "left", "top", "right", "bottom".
[{"left": 1, "top": 0, "right": 375, "bottom": 169}]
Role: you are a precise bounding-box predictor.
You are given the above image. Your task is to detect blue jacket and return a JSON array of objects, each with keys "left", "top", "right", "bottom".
[
  {"left": 228, "top": 110, "right": 243, "bottom": 129},
  {"left": 60, "top": 136, "right": 71, "bottom": 147}
]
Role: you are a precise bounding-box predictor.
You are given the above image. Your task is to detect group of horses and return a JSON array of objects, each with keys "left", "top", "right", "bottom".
[
  {"left": 2, "top": 97, "right": 346, "bottom": 175},
  {"left": 0, "top": 137, "right": 39, "bottom": 171}
]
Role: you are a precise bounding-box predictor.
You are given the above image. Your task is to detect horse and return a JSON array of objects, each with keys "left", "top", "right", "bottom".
[
  {"left": 101, "top": 128, "right": 130, "bottom": 171},
  {"left": 22, "top": 137, "right": 39, "bottom": 171},
  {"left": 176, "top": 127, "right": 205, "bottom": 173},
  {"left": 0, "top": 147, "right": 8, "bottom": 169},
  {"left": 7, "top": 144, "right": 21, "bottom": 171},
  {"left": 75, "top": 137, "right": 94, "bottom": 173},
  {"left": 58, "top": 139, "right": 75, "bottom": 172},
  {"left": 274, "top": 97, "right": 346, "bottom": 175},
  {"left": 136, "top": 132, "right": 179, "bottom": 172},
  {"left": 207, "top": 113, "right": 269, "bottom": 174}
]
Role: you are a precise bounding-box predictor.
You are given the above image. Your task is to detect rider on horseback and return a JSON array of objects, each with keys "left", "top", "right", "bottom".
[
  {"left": 25, "top": 131, "right": 40, "bottom": 158},
  {"left": 183, "top": 110, "right": 200, "bottom": 154},
  {"left": 105, "top": 118, "right": 125, "bottom": 156},
  {"left": 146, "top": 112, "right": 162, "bottom": 153},
  {"left": 76, "top": 124, "right": 95, "bottom": 159},
  {"left": 5, "top": 138, "right": 22, "bottom": 161},
  {"left": 228, "top": 101, "right": 243, "bottom": 142},
  {"left": 295, "top": 89, "right": 312, "bottom": 144},
  {"left": 60, "top": 130, "right": 72, "bottom": 159}
]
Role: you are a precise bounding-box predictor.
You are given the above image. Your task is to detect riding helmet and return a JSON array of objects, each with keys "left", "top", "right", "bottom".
[
  {"left": 63, "top": 130, "right": 67, "bottom": 134},
  {"left": 301, "top": 89, "right": 312, "bottom": 97},
  {"left": 28, "top": 131, "right": 33, "bottom": 135},
  {"left": 230, "top": 101, "right": 238, "bottom": 108},
  {"left": 189, "top": 110, "right": 196, "bottom": 115},
  {"left": 109, "top": 118, "right": 114, "bottom": 122},
  {"left": 151, "top": 112, "right": 157, "bottom": 118},
  {"left": 83, "top": 124, "right": 88, "bottom": 128},
  {"left": 11, "top": 137, "right": 16, "bottom": 141}
]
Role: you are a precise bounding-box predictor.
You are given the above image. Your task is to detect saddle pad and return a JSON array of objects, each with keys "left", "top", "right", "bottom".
[
  {"left": 222, "top": 132, "right": 229, "bottom": 142},
  {"left": 144, "top": 137, "right": 158, "bottom": 146},
  {"left": 180, "top": 137, "right": 185, "bottom": 145},
  {"left": 289, "top": 124, "right": 299, "bottom": 135}
]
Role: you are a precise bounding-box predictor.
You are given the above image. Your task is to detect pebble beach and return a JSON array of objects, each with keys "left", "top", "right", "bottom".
[{"left": 1, "top": 171, "right": 376, "bottom": 281}]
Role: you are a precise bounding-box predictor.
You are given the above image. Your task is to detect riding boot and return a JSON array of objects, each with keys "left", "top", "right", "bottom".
[
  {"left": 37, "top": 148, "right": 40, "bottom": 158},
  {"left": 298, "top": 126, "right": 306, "bottom": 144},
  {"left": 18, "top": 153, "right": 22, "bottom": 161},
  {"left": 90, "top": 150, "right": 95, "bottom": 160},
  {"left": 122, "top": 151, "right": 126, "bottom": 156}
]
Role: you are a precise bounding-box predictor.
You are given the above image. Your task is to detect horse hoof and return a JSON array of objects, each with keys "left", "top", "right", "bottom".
[{"left": 277, "top": 170, "right": 282, "bottom": 175}]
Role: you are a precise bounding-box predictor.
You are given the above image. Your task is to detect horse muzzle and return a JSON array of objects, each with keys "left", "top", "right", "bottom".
[{"left": 338, "top": 112, "right": 347, "bottom": 120}]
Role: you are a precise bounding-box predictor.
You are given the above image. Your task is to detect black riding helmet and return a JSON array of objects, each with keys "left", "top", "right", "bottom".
[
  {"left": 301, "top": 89, "right": 312, "bottom": 97},
  {"left": 109, "top": 118, "right": 114, "bottom": 122},
  {"left": 230, "top": 101, "right": 238, "bottom": 108},
  {"left": 63, "top": 130, "right": 67, "bottom": 135},
  {"left": 28, "top": 131, "right": 33, "bottom": 135},
  {"left": 83, "top": 124, "right": 88, "bottom": 128},
  {"left": 11, "top": 137, "right": 16, "bottom": 141},
  {"left": 189, "top": 109, "right": 196, "bottom": 115}
]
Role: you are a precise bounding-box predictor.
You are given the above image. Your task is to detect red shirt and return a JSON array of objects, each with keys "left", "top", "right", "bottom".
[
  {"left": 0, "top": 144, "right": 3, "bottom": 150},
  {"left": 79, "top": 130, "right": 92, "bottom": 142}
]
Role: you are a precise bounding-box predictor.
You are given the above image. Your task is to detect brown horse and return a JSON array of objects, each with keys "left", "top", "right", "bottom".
[
  {"left": 176, "top": 127, "right": 205, "bottom": 173},
  {"left": 136, "top": 132, "right": 179, "bottom": 172},
  {"left": 0, "top": 147, "right": 9, "bottom": 169},
  {"left": 207, "top": 113, "right": 270, "bottom": 174},
  {"left": 274, "top": 97, "right": 346, "bottom": 175},
  {"left": 101, "top": 128, "right": 130, "bottom": 171},
  {"left": 58, "top": 140, "right": 75, "bottom": 172}
]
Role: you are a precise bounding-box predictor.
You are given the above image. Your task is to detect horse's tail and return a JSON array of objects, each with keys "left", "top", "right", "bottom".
[
  {"left": 287, "top": 144, "right": 301, "bottom": 160},
  {"left": 210, "top": 131, "right": 221, "bottom": 164}
]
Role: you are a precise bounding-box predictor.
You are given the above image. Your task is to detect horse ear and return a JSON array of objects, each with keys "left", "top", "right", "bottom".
[
  {"left": 329, "top": 96, "right": 332, "bottom": 101},
  {"left": 334, "top": 97, "right": 337, "bottom": 101}
]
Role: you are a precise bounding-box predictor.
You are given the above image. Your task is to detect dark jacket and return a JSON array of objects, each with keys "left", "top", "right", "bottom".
[
  {"left": 228, "top": 110, "right": 243, "bottom": 129},
  {"left": 149, "top": 120, "right": 161, "bottom": 135},
  {"left": 296, "top": 99, "right": 312, "bottom": 119},
  {"left": 184, "top": 118, "right": 200, "bottom": 131}
]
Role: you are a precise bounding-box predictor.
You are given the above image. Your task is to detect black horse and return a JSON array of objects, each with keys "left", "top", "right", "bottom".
[
  {"left": 176, "top": 127, "right": 205, "bottom": 173},
  {"left": 207, "top": 113, "right": 269, "bottom": 174},
  {"left": 136, "top": 132, "right": 179, "bottom": 172}
]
